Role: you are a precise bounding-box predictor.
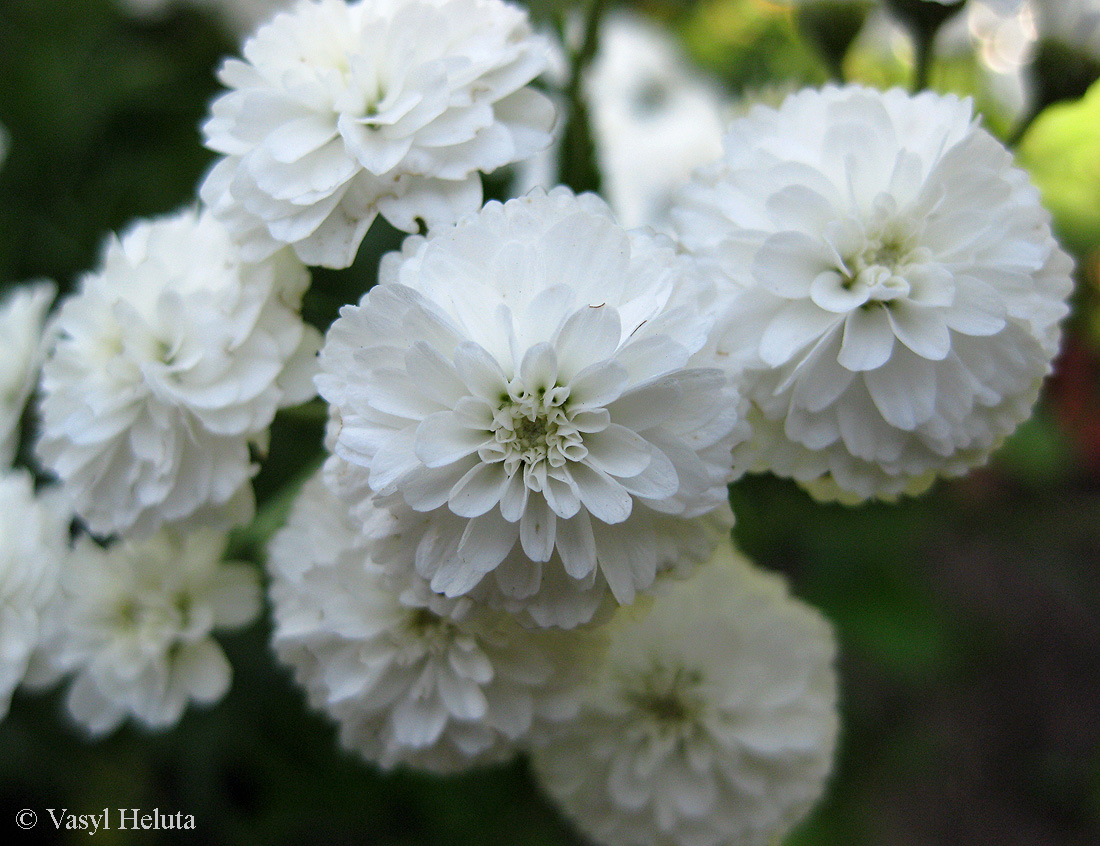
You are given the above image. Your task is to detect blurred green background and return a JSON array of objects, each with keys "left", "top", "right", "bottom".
[{"left": 1, "top": 0, "right": 1099, "bottom": 844}]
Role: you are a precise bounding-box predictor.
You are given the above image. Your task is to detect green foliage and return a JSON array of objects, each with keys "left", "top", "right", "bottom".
[{"left": 1018, "top": 79, "right": 1100, "bottom": 257}]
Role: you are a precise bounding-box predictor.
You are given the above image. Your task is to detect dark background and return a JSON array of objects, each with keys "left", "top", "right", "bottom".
[{"left": 1, "top": 1, "right": 1098, "bottom": 843}]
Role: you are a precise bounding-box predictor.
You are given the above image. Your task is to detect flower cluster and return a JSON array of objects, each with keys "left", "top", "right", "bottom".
[
  {"left": 201, "top": 0, "right": 557, "bottom": 268},
  {"left": 0, "top": 470, "right": 68, "bottom": 718},
  {"left": 0, "top": 281, "right": 55, "bottom": 465},
  {"left": 317, "top": 187, "right": 748, "bottom": 626},
  {"left": 2, "top": 0, "right": 1086, "bottom": 843},
  {"left": 582, "top": 13, "right": 728, "bottom": 231},
  {"left": 673, "top": 84, "right": 1073, "bottom": 502},
  {"left": 36, "top": 207, "right": 320, "bottom": 538},
  {"left": 532, "top": 541, "right": 840, "bottom": 846},
  {"left": 40, "top": 529, "right": 260, "bottom": 736},
  {"left": 269, "top": 473, "right": 602, "bottom": 771}
]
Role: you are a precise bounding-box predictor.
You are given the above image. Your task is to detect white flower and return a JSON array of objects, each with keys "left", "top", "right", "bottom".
[
  {"left": 1031, "top": 0, "right": 1100, "bottom": 59},
  {"left": 119, "top": 0, "right": 295, "bottom": 36},
  {"left": 200, "top": 0, "right": 557, "bottom": 269},
  {"left": 326, "top": 452, "right": 730, "bottom": 630},
  {"left": 0, "top": 281, "right": 55, "bottom": 466},
  {"left": 317, "top": 187, "right": 747, "bottom": 626},
  {"left": 531, "top": 541, "right": 840, "bottom": 846},
  {"left": 673, "top": 85, "right": 1074, "bottom": 501},
  {"left": 36, "top": 207, "right": 321, "bottom": 538},
  {"left": 0, "top": 123, "right": 8, "bottom": 170},
  {"left": 583, "top": 13, "right": 728, "bottom": 232},
  {"left": 268, "top": 473, "right": 602, "bottom": 772},
  {"left": 0, "top": 470, "right": 68, "bottom": 719},
  {"left": 42, "top": 528, "right": 259, "bottom": 736}
]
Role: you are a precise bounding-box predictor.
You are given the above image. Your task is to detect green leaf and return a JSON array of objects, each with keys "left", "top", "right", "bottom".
[{"left": 1017, "top": 79, "right": 1100, "bottom": 257}]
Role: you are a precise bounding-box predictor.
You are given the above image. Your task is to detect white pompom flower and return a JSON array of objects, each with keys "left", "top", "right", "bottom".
[
  {"left": 0, "top": 281, "right": 55, "bottom": 466},
  {"left": 531, "top": 541, "right": 840, "bottom": 846},
  {"left": 673, "top": 85, "right": 1074, "bottom": 502},
  {"left": 0, "top": 470, "right": 68, "bottom": 719},
  {"left": 317, "top": 187, "right": 747, "bottom": 626},
  {"left": 42, "top": 529, "right": 260, "bottom": 736},
  {"left": 200, "top": 0, "right": 557, "bottom": 269},
  {"left": 36, "top": 207, "right": 321, "bottom": 539},
  {"left": 583, "top": 13, "right": 727, "bottom": 232},
  {"left": 1032, "top": 0, "right": 1100, "bottom": 60},
  {"left": 268, "top": 473, "right": 602, "bottom": 772}
]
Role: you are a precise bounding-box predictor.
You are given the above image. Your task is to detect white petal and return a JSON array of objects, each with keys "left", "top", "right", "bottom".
[
  {"left": 837, "top": 307, "right": 895, "bottom": 371},
  {"left": 554, "top": 305, "right": 622, "bottom": 381},
  {"left": 519, "top": 495, "right": 556, "bottom": 562},
  {"left": 759, "top": 301, "right": 841, "bottom": 368},
  {"left": 556, "top": 510, "right": 597, "bottom": 580},
  {"left": 415, "top": 411, "right": 488, "bottom": 467},
  {"left": 864, "top": 350, "right": 937, "bottom": 430},
  {"left": 581, "top": 424, "right": 653, "bottom": 479},
  {"left": 570, "top": 463, "right": 633, "bottom": 525},
  {"left": 888, "top": 302, "right": 951, "bottom": 361},
  {"left": 453, "top": 341, "right": 509, "bottom": 401},
  {"left": 448, "top": 462, "right": 511, "bottom": 518},
  {"left": 752, "top": 231, "right": 830, "bottom": 298}
]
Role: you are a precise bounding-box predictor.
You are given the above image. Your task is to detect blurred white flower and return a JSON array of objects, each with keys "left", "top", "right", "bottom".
[
  {"left": 0, "top": 470, "right": 68, "bottom": 719},
  {"left": 514, "top": 13, "right": 728, "bottom": 233},
  {"left": 43, "top": 529, "right": 259, "bottom": 736},
  {"left": 531, "top": 541, "right": 840, "bottom": 846},
  {"left": 0, "top": 123, "right": 8, "bottom": 170},
  {"left": 117, "top": 0, "right": 294, "bottom": 34},
  {"left": 673, "top": 85, "right": 1073, "bottom": 502},
  {"left": 317, "top": 187, "right": 747, "bottom": 625},
  {"left": 1031, "top": 0, "right": 1100, "bottom": 59},
  {"left": 36, "top": 207, "right": 320, "bottom": 539},
  {"left": 200, "top": 0, "right": 556, "bottom": 269},
  {"left": 0, "top": 282, "right": 55, "bottom": 466},
  {"left": 583, "top": 13, "right": 727, "bottom": 231},
  {"left": 268, "top": 473, "right": 602, "bottom": 772}
]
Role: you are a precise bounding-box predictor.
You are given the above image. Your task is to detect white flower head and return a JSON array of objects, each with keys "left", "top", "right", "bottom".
[
  {"left": 0, "top": 470, "right": 68, "bottom": 719},
  {"left": 43, "top": 529, "right": 260, "bottom": 736},
  {"left": 531, "top": 541, "right": 840, "bottom": 846},
  {"left": 317, "top": 187, "right": 748, "bottom": 627},
  {"left": 119, "top": 0, "right": 296, "bottom": 36},
  {"left": 36, "top": 207, "right": 321, "bottom": 539},
  {"left": 268, "top": 473, "right": 602, "bottom": 772},
  {"left": 583, "top": 13, "right": 728, "bottom": 232},
  {"left": 200, "top": 0, "right": 557, "bottom": 269},
  {"left": 1031, "top": 0, "right": 1100, "bottom": 60},
  {"left": 0, "top": 281, "right": 55, "bottom": 466},
  {"left": 673, "top": 85, "right": 1074, "bottom": 501}
]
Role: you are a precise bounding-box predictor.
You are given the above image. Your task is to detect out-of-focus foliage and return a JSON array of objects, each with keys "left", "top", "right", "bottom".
[{"left": 1018, "top": 79, "right": 1100, "bottom": 257}]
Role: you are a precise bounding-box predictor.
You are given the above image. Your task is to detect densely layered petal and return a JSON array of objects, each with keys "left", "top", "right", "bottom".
[
  {"left": 36, "top": 207, "right": 320, "bottom": 538},
  {"left": 673, "top": 85, "right": 1074, "bottom": 501},
  {"left": 531, "top": 541, "right": 840, "bottom": 846},
  {"left": 267, "top": 473, "right": 601, "bottom": 772},
  {"left": 201, "top": 0, "right": 557, "bottom": 268},
  {"left": 318, "top": 188, "right": 748, "bottom": 626}
]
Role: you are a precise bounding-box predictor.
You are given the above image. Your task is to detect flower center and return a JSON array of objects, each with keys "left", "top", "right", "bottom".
[
  {"left": 624, "top": 666, "right": 704, "bottom": 735},
  {"left": 403, "top": 606, "right": 456, "bottom": 651},
  {"left": 842, "top": 231, "right": 917, "bottom": 304},
  {"left": 487, "top": 380, "right": 586, "bottom": 488}
]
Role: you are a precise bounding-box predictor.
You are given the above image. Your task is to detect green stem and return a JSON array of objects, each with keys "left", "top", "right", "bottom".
[
  {"left": 911, "top": 24, "right": 935, "bottom": 93},
  {"left": 556, "top": 0, "right": 608, "bottom": 195}
]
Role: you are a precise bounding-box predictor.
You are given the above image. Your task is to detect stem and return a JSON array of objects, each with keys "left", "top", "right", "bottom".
[
  {"left": 911, "top": 24, "right": 935, "bottom": 93},
  {"left": 882, "top": 0, "right": 965, "bottom": 93},
  {"left": 556, "top": 0, "right": 608, "bottom": 195}
]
